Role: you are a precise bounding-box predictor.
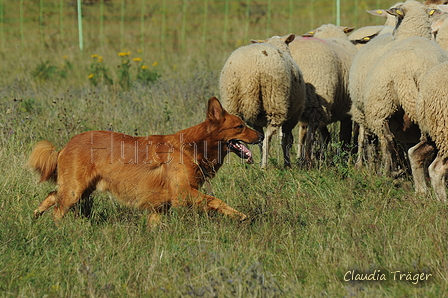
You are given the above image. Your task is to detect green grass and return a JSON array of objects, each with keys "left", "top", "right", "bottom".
[
  {"left": 1, "top": 61, "right": 448, "bottom": 297},
  {"left": 1, "top": 1, "right": 448, "bottom": 297}
]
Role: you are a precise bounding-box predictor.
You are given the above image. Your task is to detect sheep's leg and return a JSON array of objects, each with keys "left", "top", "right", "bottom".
[
  {"left": 379, "top": 122, "right": 396, "bottom": 175},
  {"left": 261, "top": 124, "right": 278, "bottom": 168},
  {"left": 408, "top": 140, "right": 435, "bottom": 196},
  {"left": 379, "top": 135, "right": 392, "bottom": 175},
  {"left": 250, "top": 123, "right": 264, "bottom": 164},
  {"left": 355, "top": 125, "right": 366, "bottom": 168},
  {"left": 352, "top": 122, "right": 360, "bottom": 154},
  {"left": 318, "top": 125, "right": 331, "bottom": 161},
  {"left": 281, "top": 127, "right": 293, "bottom": 168},
  {"left": 297, "top": 123, "right": 307, "bottom": 160},
  {"left": 339, "top": 117, "right": 353, "bottom": 151},
  {"left": 304, "top": 120, "right": 319, "bottom": 168},
  {"left": 318, "top": 125, "right": 331, "bottom": 146},
  {"left": 428, "top": 154, "right": 448, "bottom": 202}
]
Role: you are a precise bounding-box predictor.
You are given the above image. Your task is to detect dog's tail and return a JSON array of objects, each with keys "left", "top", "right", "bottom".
[{"left": 28, "top": 140, "right": 58, "bottom": 183}]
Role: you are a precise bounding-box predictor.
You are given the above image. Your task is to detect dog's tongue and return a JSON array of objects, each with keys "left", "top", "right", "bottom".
[
  {"left": 230, "top": 141, "right": 253, "bottom": 163},
  {"left": 240, "top": 143, "right": 253, "bottom": 164}
]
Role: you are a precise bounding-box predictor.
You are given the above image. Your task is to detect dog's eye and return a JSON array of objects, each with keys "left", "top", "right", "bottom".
[{"left": 235, "top": 124, "right": 245, "bottom": 129}]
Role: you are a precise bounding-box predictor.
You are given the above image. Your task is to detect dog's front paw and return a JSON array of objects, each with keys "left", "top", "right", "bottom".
[{"left": 33, "top": 209, "right": 44, "bottom": 219}]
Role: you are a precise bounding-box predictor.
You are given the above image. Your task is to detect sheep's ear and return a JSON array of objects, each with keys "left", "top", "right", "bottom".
[
  {"left": 282, "top": 34, "right": 295, "bottom": 44},
  {"left": 366, "top": 9, "right": 388, "bottom": 18},
  {"left": 439, "top": 5, "right": 448, "bottom": 13},
  {"left": 386, "top": 7, "right": 404, "bottom": 17},
  {"left": 341, "top": 26, "right": 355, "bottom": 34},
  {"left": 431, "top": 17, "right": 444, "bottom": 34},
  {"left": 207, "top": 97, "right": 226, "bottom": 123},
  {"left": 352, "top": 33, "right": 378, "bottom": 45},
  {"left": 302, "top": 30, "right": 315, "bottom": 37},
  {"left": 250, "top": 39, "right": 265, "bottom": 44}
]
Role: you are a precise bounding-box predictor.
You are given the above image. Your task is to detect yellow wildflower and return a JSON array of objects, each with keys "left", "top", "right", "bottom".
[
  {"left": 98, "top": 56, "right": 103, "bottom": 63},
  {"left": 62, "top": 55, "right": 68, "bottom": 59},
  {"left": 51, "top": 284, "right": 61, "bottom": 291},
  {"left": 91, "top": 54, "right": 99, "bottom": 58},
  {"left": 133, "top": 57, "right": 142, "bottom": 62},
  {"left": 88, "top": 73, "right": 94, "bottom": 79},
  {"left": 141, "top": 65, "right": 149, "bottom": 70},
  {"left": 118, "top": 51, "right": 131, "bottom": 57},
  {"left": 152, "top": 61, "right": 158, "bottom": 67}
]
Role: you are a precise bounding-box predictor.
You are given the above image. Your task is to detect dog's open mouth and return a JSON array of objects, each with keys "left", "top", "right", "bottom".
[{"left": 228, "top": 140, "right": 254, "bottom": 163}]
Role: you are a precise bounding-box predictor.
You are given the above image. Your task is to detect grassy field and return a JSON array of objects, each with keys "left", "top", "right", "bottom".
[{"left": 1, "top": 1, "right": 448, "bottom": 297}]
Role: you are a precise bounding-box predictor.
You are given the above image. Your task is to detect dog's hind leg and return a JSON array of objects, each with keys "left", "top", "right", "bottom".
[
  {"left": 34, "top": 191, "right": 58, "bottom": 219},
  {"left": 147, "top": 212, "right": 163, "bottom": 228},
  {"left": 51, "top": 174, "right": 94, "bottom": 221},
  {"left": 145, "top": 203, "right": 171, "bottom": 228},
  {"left": 52, "top": 188, "right": 85, "bottom": 221}
]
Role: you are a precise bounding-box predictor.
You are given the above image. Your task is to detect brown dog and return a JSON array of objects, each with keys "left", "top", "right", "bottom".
[{"left": 28, "top": 97, "right": 262, "bottom": 225}]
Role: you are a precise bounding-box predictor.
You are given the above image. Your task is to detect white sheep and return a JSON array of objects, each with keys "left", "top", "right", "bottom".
[
  {"left": 348, "top": 3, "right": 403, "bottom": 49},
  {"left": 349, "top": 32, "right": 398, "bottom": 168},
  {"left": 219, "top": 34, "right": 306, "bottom": 168},
  {"left": 288, "top": 24, "right": 357, "bottom": 164},
  {"left": 349, "top": 0, "right": 444, "bottom": 170},
  {"left": 433, "top": 5, "right": 448, "bottom": 49},
  {"left": 409, "top": 61, "right": 448, "bottom": 201},
  {"left": 358, "top": 0, "right": 448, "bottom": 174}
]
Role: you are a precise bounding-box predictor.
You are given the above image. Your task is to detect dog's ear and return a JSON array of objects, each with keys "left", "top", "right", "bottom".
[{"left": 207, "top": 97, "right": 226, "bottom": 123}]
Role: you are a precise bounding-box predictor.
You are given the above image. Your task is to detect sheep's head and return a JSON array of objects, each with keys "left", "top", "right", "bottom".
[
  {"left": 386, "top": 5, "right": 405, "bottom": 19},
  {"left": 431, "top": 6, "right": 448, "bottom": 37},
  {"left": 250, "top": 34, "right": 295, "bottom": 51},
  {"left": 366, "top": 2, "right": 404, "bottom": 26},
  {"left": 301, "top": 24, "right": 354, "bottom": 38},
  {"left": 387, "top": 0, "right": 444, "bottom": 37},
  {"left": 387, "top": 2, "right": 441, "bottom": 20}
]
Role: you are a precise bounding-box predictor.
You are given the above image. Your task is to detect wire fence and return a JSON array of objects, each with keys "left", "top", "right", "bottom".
[{"left": 0, "top": 0, "right": 394, "bottom": 53}]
